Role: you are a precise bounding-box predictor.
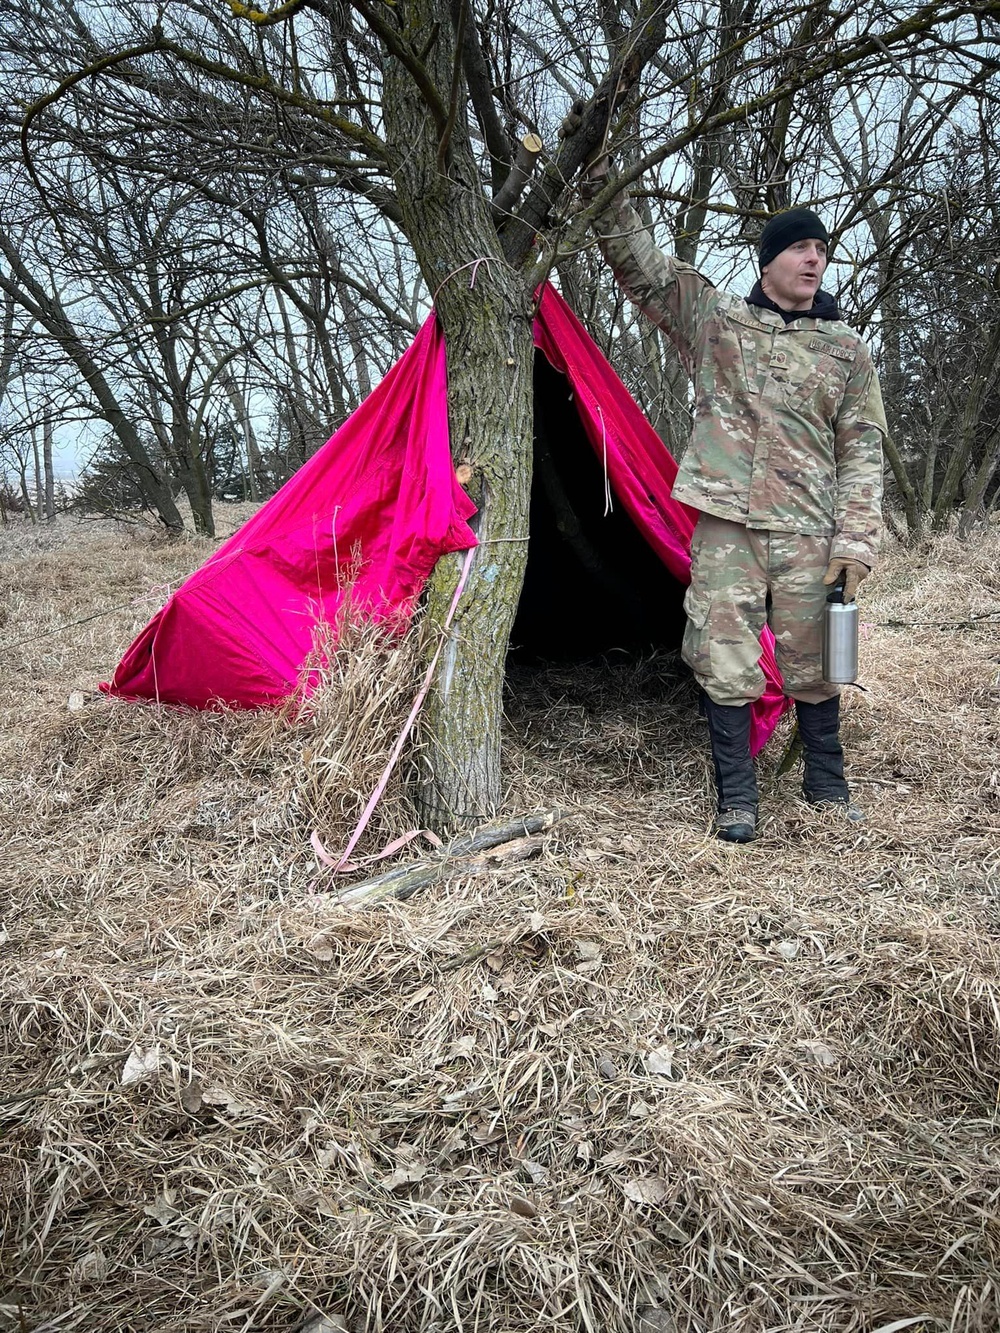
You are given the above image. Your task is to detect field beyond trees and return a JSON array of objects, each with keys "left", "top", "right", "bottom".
[{"left": 1, "top": 514, "right": 999, "bottom": 1333}]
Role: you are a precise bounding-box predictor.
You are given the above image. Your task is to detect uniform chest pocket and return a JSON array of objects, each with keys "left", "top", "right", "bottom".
[
  {"left": 718, "top": 310, "right": 767, "bottom": 390},
  {"left": 781, "top": 341, "right": 852, "bottom": 414}
]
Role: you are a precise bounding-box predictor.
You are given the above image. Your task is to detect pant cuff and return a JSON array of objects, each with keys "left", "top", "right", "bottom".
[{"left": 787, "top": 684, "right": 841, "bottom": 704}]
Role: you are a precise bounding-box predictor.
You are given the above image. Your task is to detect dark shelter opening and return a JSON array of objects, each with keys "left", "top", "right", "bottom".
[{"left": 510, "top": 352, "right": 688, "bottom": 661}]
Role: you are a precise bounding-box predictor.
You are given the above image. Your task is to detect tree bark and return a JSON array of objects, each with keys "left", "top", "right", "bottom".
[
  {"left": 16, "top": 451, "right": 35, "bottom": 521},
  {"left": 932, "top": 316, "right": 1000, "bottom": 530},
  {"left": 31, "top": 426, "right": 43, "bottom": 519},
  {"left": 381, "top": 0, "right": 534, "bottom": 831},
  {"left": 958, "top": 425, "right": 1000, "bottom": 539},
  {"left": 881, "top": 429, "right": 921, "bottom": 539},
  {"left": 43, "top": 417, "right": 55, "bottom": 521},
  {"left": 216, "top": 359, "right": 263, "bottom": 501}
]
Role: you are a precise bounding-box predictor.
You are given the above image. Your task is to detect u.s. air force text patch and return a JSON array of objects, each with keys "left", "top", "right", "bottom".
[{"left": 808, "top": 337, "right": 856, "bottom": 361}]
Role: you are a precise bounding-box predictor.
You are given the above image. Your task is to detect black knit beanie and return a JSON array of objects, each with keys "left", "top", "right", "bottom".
[{"left": 758, "top": 208, "right": 829, "bottom": 268}]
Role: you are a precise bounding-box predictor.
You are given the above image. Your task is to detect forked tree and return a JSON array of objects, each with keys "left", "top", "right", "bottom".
[{"left": 10, "top": 0, "right": 1000, "bottom": 827}]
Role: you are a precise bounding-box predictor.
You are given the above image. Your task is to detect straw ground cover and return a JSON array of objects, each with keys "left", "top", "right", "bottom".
[{"left": 1, "top": 511, "right": 999, "bottom": 1333}]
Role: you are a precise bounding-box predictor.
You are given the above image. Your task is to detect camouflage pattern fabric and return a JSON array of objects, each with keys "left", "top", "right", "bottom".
[
  {"left": 593, "top": 198, "right": 887, "bottom": 568},
  {"left": 684, "top": 513, "right": 839, "bottom": 706}
]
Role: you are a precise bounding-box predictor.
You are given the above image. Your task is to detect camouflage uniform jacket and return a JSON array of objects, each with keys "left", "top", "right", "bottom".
[{"left": 594, "top": 199, "right": 887, "bottom": 567}]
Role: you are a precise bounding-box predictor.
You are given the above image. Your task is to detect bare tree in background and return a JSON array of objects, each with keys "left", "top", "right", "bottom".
[{"left": 0, "top": 296, "right": 65, "bottom": 523}]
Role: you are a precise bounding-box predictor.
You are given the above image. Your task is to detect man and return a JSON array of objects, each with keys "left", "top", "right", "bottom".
[{"left": 581, "top": 163, "right": 886, "bottom": 843}]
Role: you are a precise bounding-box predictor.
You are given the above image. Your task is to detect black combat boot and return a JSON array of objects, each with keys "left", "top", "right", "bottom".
[
  {"left": 701, "top": 693, "right": 758, "bottom": 844},
  {"left": 795, "top": 696, "right": 863, "bottom": 820}
]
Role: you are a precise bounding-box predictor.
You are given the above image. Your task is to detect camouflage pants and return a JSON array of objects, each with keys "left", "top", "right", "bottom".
[{"left": 682, "top": 513, "right": 839, "bottom": 706}]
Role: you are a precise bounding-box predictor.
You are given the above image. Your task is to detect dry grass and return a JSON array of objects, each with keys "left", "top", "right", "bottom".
[{"left": 1, "top": 510, "right": 999, "bottom": 1333}]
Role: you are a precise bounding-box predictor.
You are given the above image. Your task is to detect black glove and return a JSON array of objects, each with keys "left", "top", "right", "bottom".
[
  {"left": 558, "top": 98, "right": 610, "bottom": 199},
  {"left": 558, "top": 99, "right": 586, "bottom": 140}
]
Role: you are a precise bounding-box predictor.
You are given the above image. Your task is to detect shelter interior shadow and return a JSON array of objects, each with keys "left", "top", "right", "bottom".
[{"left": 510, "top": 353, "right": 687, "bottom": 663}]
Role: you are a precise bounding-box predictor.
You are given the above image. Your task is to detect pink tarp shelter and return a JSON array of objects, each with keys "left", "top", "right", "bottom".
[{"left": 103, "top": 284, "right": 786, "bottom": 753}]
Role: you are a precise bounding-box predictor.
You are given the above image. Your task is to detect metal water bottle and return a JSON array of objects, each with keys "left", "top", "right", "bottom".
[{"left": 822, "top": 575, "right": 859, "bottom": 684}]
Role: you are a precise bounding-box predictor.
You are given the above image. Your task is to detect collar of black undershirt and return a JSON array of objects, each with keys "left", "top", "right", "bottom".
[{"left": 746, "top": 279, "right": 840, "bottom": 324}]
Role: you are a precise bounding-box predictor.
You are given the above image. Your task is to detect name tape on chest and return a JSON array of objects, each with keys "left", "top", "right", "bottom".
[
  {"left": 808, "top": 337, "right": 856, "bottom": 362},
  {"left": 729, "top": 311, "right": 771, "bottom": 333}
]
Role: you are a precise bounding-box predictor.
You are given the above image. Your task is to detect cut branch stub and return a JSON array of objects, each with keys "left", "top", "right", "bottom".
[
  {"left": 499, "top": 0, "right": 668, "bottom": 264},
  {"left": 491, "top": 134, "right": 544, "bottom": 223}
]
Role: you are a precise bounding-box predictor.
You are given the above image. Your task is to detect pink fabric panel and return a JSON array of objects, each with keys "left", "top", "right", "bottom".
[
  {"left": 104, "top": 316, "right": 477, "bottom": 707},
  {"left": 532, "top": 286, "right": 787, "bottom": 753},
  {"left": 104, "top": 282, "right": 785, "bottom": 754}
]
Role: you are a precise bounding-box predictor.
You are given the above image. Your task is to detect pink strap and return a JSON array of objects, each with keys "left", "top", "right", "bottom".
[
  {"left": 311, "top": 826, "right": 442, "bottom": 874},
  {"left": 322, "top": 546, "right": 476, "bottom": 874}
]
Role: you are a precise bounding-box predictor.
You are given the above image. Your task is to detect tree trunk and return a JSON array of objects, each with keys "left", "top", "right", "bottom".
[
  {"left": 175, "top": 459, "right": 216, "bottom": 536},
  {"left": 958, "top": 425, "right": 1000, "bottom": 539},
  {"left": 43, "top": 418, "right": 55, "bottom": 520},
  {"left": 881, "top": 428, "right": 922, "bottom": 539},
  {"left": 863, "top": 199, "right": 924, "bottom": 540},
  {"left": 932, "top": 317, "right": 1000, "bottom": 530},
  {"left": 17, "top": 455, "right": 35, "bottom": 522},
  {"left": 217, "top": 362, "right": 263, "bottom": 502},
  {"left": 150, "top": 313, "right": 216, "bottom": 537},
  {"left": 381, "top": 0, "right": 534, "bottom": 831},
  {"left": 920, "top": 416, "right": 939, "bottom": 522},
  {"left": 414, "top": 305, "right": 533, "bottom": 830},
  {"left": 31, "top": 427, "right": 43, "bottom": 519}
]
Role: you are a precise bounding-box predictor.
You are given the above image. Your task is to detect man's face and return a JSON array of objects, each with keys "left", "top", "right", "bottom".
[{"left": 761, "top": 237, "right": 828, "bottom": 311}]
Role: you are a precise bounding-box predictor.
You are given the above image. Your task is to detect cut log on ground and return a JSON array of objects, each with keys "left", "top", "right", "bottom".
[{"left": 321, "top": 809, "right": 570, "bottom": 908}]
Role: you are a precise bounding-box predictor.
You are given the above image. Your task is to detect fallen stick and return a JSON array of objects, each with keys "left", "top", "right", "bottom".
[
  {"left": 0, "top": 1052, "right": 132, "bottom": 1109},
  {"left": 343, "top": 835, "right": 544, "bottom": 907},
  {"left": 321, "top": 809, "right": 569, "bottom": 908},
  {"left": 776, "top": 723, "right": 803, "bottom": 777},
  {"left": 877, "top": 610, "right": 1000, "bottom": 629},
  {"left": 438, "top": 936, "right": 506, "bottom": 973}
]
